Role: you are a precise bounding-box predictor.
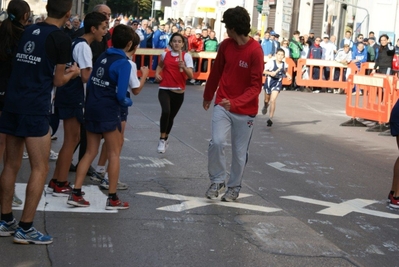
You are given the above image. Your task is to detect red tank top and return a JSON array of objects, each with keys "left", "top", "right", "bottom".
[{"left": 159, "top": 51, "right": 187, "bottom": 90}]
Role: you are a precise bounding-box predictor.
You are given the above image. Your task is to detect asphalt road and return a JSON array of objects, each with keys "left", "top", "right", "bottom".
[{"left": 2, "top": 83, "right": 398, "bottom": 267}]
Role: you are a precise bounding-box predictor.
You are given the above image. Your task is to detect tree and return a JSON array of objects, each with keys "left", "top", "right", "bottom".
[{"left": 86, "top": 0, "right": 104, "bottom": 13}]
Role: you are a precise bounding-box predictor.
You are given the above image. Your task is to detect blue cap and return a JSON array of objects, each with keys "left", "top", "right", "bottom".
[{"left": 270, "top": 31, "right": 276, "bottom": 35}]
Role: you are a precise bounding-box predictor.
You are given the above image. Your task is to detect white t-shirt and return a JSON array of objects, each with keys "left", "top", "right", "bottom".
[
  {"left": 128, "top": 60, "right": 140, "bottom": 90},
  {"left": 264, "top": 60, "right": 288, "bottom": 72},
  {"left": 72, "top": 41, "right": 92, "bottom": 70}
]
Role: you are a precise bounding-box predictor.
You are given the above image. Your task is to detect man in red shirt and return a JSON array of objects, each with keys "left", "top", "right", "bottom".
[
  {"left": 203, "top": 6, "right": 264, "bottom": 202},
  {"left": 187, "top": 29, "right": 203, "bottom": 85}
]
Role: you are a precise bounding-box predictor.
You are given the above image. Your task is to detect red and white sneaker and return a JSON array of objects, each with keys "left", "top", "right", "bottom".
[
  {"left": 389, "top": 196, "right": 399, "bottom": 209},
  {"left": 387, "top": 191, "right": 394, "bottom": 203},
  {"left": 106, "top": 198, "right": 129, "bottom": 210},
  {"left": 52, "top": 182, "right": 72, "bottom": 197},
  {"left": 46, "top": 179, "right": 56, "bottom": 193},
  {"left": 67, "top": 193, "right": 90, "bottom": 207}
]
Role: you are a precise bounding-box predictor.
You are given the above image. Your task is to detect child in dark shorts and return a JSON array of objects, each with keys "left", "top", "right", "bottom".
[{"left": 68, "top": 24, "right": 148, "bottom": 210}]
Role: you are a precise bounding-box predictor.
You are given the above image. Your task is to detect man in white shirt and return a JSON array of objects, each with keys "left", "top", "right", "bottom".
[
  {"left": 320, "top": 34, "right": 335, "bottom": 88},
  {"left": 130, "top": 20, "right": 144, "bottom": 44}
]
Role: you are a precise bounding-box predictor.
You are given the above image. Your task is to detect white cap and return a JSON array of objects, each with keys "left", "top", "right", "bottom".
[{"left": 323, "top": 34, "right": 329, "bottom": 39}]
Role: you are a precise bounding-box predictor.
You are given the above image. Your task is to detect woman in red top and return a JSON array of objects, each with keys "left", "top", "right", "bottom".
[{"left": 154, "top": 33, "right": 194, "bottom": 153}]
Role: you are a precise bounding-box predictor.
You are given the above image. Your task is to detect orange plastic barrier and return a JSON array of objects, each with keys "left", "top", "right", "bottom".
[
  {"left": 359, "top": 62, "right": 375, "bottom": 75},
  {"left": 295, "top": 58, "right": 358, "bottom": 92},
  {"left": 132, "top": 49, "right": 295, "bottom": 85},
  {"left": 132, "top": 48, "right": 165, "bottom": 78},
  {"left": 342, "top": 74, "right": 394, "bottom": 127},
  {"left": 262, "top": 57, "right": 295, "bottom": 86}
]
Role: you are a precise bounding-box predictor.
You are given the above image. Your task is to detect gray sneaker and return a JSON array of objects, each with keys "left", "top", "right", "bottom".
[
  {"left": 221, "top": 187, "right": 240, "bottom": 202},
  {"left": 205, "top": 183, "right": 225, "bottom": 199},
  {"left": 12, "top": 193, "right": 23, "bottom": 207},
  {"left": 261, "top": 103, "right": 269, "bottom": 115}
]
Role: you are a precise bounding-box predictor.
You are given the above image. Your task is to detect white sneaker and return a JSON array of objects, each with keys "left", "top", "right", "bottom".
[
  {"left": 22, "top": 152, "right": 29, "bottom": 159},
  {"left": 157, "top": 139, "right": 168, "bottom": 153},
  {"left": 313, "top": 90, "right": 320, "bottom": 93},
  {"left": 49, "top": 150, "right": 58, "bottom": 161},
  {"left": 100, "top": 174, "right": 128, "bottom": 190}
]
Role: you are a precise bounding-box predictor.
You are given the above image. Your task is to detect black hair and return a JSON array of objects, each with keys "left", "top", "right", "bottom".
[
  {"left": 0, "top": 0, "right": 30, "bottom": 61},
  {"left": 112, "top": 24, "right": 140, "bottom": 52},
  {"left": 46, "top": 0, "right": 72, "bottom": 19},
  {"left": 276, "top": 48, "right": 285, "bottom": 55},
  {"left": 221, "top": 6, "right": 250, "bottom": 36},
  {"left": 168, "top": 32, "right": 186, "bottom": 48},
  {"left": 83, "top": 12, "right": 107, "bottom": 34},
  {"left": 378, "top": 34, "right": 390, "bottom": 50}
]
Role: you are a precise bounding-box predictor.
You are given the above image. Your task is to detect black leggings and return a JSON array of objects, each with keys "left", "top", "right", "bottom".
[{"left": 158, "top": 89, "right": 184, "bottom": 135}]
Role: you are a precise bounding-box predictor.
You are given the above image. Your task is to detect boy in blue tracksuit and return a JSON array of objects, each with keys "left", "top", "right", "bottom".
[{"left": 68, "top": 24, "right": 144, "bottom": 210}]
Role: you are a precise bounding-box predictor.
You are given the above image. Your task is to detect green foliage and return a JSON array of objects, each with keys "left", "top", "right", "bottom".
[{"left": 86, "top": 0, "right": 103, "bottom": 13}]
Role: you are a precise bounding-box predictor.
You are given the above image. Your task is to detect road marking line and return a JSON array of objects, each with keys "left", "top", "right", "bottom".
[
  {"left": 281, "top": 195, "right": 399, "bottom": 219},
  {"left": 13, "top": 183, "right": 117, "bottom": 213},
  {"left": 267, "top": 162, "right": 305, "bottom": 174},
  {"left": 137, "top": 191, "right": 282, "bottom": 213}
]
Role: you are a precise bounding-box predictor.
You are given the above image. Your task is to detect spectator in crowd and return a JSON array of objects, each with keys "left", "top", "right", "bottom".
[
  {"left": 70, "top": 16, "right": 81, "bottom": 36},
  {"left": 373, "top": 34, "right": 395, "bottom": 75},
  {"left": 261, "top": 31, "right": 274, "bottom": 57},
  {"left": 280, "top": 39, "right": 290, "bottom": 58},
  {"left": 187, "top": 28, "right": 203, "bottom": 85},
  {"left": 308, "top": 29, "right": 315, "bottom": 45},
  {"left": 308, "top": 36, "right": 323, "bottom": 93},
  {"left": 203, "top": 6, "right": 263, "bottom": 202},
  {"left": 107, "top": 18, "right": 120, "bottom": 47},
  {"left": 151, "top": 20, "right": 167, "bottom": 76},
  {"left": 204, "top": 30, "right": 218, "bottom": 52},
  {"left": 351, "top": 42, "right": 367, "bottom": 95},
  {"left": 364, "top": 38, "right": 375, "bottom": 62},
  {"left": 154, "top": 32, "right": 193, "bottom": 153},
  {"left": 270, "top": 31, "right": 280, "bottom": 52},
  {"left": 340, "top": 30, "right": 353, "bottom": 49},
  {"left": 320, "top": 34, "right": 335, "bottom": 86},
  {"left": 352, "top": 34, "right": 364, "bottom": 53},
  {"left": 368, "top": 31, "right": 375, "bottom": 39},
  {"left": 289, "top": 30, "right": 302, "bottom": 64},
  {"left": 333, "top": 44, "right": 352, "bottom": 94},
  {"left": 130, "top": 20, "right": 144, "bottom": 43},
  {"left": 253, "top": 32, "right": 261, "bottom": 44},
  {"left": 368, "top": 37, "right": 379, "bottom": 61},
  {"left": 63, "top": 19, "right": 73, "bottom": 35}
]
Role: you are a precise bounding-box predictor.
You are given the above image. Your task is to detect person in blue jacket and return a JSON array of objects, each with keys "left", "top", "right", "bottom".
[
  {"left": 68, "top": 24, "right": 139, "bottom": 210},
  {"left": 351, "top": 42, "right": 368, "bottom": 94},
  {"left": 151, "top": 21, "right": 168, "bottom": 71}
]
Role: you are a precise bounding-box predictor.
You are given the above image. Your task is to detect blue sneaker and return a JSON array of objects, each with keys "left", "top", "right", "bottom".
[
  {"left": 0, "top": 219, "right": 18, "bottom": 236},
  {"left": 13, "top": 227, "right": 53, "bottom": 245}
]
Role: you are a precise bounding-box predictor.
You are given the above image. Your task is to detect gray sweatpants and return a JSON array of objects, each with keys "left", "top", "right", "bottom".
[{"left": 208, "top": 105, "right": 255, "bottom": 188}]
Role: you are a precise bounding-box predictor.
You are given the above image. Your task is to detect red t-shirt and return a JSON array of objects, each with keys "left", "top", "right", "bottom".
[{"left": 203, "top": 37, "right": 264, "bottom": 115}]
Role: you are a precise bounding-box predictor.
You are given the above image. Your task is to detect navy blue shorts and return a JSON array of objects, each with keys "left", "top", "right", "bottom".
[
  {"left": 56, "top": 107, "right": 84, "bottom": 124},
  {"left": 0, "top": 111, "right": 50, "bottom": 137},
  {"left": 85, "top": 119, "right": 121, "bottom": 134},
  {"left": 120, "top": 106, "right": 128, "bottom": 122},
  {"left": 390, "top": 100, "right": 399, "bottom": 136}
]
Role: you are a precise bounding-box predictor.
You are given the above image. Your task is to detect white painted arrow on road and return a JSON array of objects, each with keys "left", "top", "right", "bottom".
[
  {"left": 267, "top": 162, "right": 305, "bottom": 174},
  {"left": 137, "top": 191, "right": 282, "bottom": 213},
  {"left": 281, "top": 195, "right": 399, "bottom": 219}
]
